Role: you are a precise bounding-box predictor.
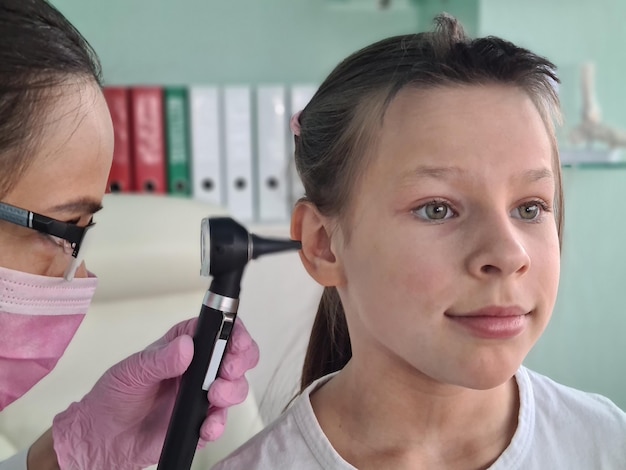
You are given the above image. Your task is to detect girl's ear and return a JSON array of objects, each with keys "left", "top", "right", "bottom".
[{"left": 291, "top": 201, "right": 345, "bottom": 287}]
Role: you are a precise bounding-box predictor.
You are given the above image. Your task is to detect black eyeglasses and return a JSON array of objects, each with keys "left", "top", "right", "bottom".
[{"left": 0, "top": 201, "right": 95, "bottom": 280}]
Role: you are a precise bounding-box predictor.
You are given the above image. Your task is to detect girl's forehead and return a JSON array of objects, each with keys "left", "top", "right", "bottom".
[
  {"left": 360, "top": 85, "right": 555, "bottom": 189},
  {"left": 384, "top": 84, "right": 535, "bottom": 129},
  {"left": 382, "top": 86, "right": 550, "bottom": 155}
]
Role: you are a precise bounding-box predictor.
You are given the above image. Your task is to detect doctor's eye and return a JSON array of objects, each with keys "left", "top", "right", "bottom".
[
  {"left": 45, "top": 234, "right": 74, "bottom": 255},
  {"left": 413, "top": 200, "right": 456, "bottom": 221}
]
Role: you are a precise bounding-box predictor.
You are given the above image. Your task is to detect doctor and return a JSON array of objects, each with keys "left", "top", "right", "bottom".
[{"left": 0, "top": 0, "right": 259, "bottom": 469}]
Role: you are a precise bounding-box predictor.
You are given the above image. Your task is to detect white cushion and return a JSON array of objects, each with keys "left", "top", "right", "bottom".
[{"left": 87, "top": 193, "right": 229, "bottom": 302}]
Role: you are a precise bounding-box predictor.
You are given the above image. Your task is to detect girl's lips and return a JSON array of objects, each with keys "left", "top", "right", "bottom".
[{"left": 445, "top": 307, "right": 530, "bottom": 339}]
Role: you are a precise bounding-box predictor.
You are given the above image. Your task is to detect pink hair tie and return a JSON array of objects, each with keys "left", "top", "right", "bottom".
[{"left": 290, "top": 110, "right": 302, "bottom": 137}]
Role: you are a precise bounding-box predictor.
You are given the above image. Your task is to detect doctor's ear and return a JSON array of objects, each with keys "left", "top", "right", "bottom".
[{"left": 291, "top": 201, "right": 345, "bottom": 287}]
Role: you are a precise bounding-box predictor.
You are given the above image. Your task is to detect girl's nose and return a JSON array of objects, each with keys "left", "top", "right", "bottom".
[{"left": 465, "top": 216, "right": 531, "bottom": 279}]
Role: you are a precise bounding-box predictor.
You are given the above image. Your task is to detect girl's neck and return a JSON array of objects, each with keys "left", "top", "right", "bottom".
[{"left": 310, "top": 359, "right": 520, "bottom": 470}]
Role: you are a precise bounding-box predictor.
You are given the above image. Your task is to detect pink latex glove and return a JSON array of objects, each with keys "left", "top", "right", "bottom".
[{"left": 51, "top": 317, "right": 259, "bottom": 470}]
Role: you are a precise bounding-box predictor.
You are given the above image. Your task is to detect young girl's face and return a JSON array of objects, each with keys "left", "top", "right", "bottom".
[{"left": 334, "top": 84, "right": 560, "bottom": 390}]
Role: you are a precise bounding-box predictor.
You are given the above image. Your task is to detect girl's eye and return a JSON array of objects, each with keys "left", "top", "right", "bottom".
[
  {"left": 413, "top": 201, "right": 455, "bottom": 221},
  {"left": 512, "top": 201, "right": 548, "bottom": 221}
]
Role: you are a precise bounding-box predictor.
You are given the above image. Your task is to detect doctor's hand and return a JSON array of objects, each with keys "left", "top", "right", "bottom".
[{"left": 50, "top": 317, "right": 259, "bottom": 470}]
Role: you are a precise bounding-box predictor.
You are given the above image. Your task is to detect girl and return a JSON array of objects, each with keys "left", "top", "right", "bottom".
[{"left": 212, "top": 13, "right": 626, "bottom": 469}]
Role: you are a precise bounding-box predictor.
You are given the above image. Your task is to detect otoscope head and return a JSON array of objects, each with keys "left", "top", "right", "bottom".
[
  {"left": 200, "top": 217, "right": 302, "bottom": 279},
  {"left": 200, "top": 217, "right": 248, "bottom": 278}
]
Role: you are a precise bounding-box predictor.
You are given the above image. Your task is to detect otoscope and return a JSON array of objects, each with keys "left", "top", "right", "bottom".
[{"left": 156, "top": 216, "right": 301, "bottom": 470}]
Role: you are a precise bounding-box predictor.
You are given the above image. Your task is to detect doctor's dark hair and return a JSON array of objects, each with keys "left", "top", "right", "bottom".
[
  {"left": 0, "top": 0, "right": 102, "bottom": 199},
  {"left": 295, "top": 14, "right": 563, "bottom": 392}
]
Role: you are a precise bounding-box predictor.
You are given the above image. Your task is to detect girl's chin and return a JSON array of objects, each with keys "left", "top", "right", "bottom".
[{"left": 441, "top": 363, "right": 522, "bottom": 391}]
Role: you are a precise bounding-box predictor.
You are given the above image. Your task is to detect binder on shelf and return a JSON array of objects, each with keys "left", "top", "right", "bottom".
[
  {"left": 129, "top": 87, "right": 167, "bottom": 194},
  {"left": 223, "top": 86, "right": 254, "bottom": 222},
  {"left": 102, "top": 86, "right": 133, "bottom": 193},
  {"left": 256, "top": 85, "right": 289, "bottom": 222},
  {"left": 189, "top": 86, "right": 224, "bottom": 206},
  {"left": 164, "top": 86, "right": 192, "bottom": 197},
  {"left": 288, "top": 84, "right": 318, "bottom": 205}
]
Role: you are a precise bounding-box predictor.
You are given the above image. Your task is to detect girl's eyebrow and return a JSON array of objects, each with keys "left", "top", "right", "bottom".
[
  {"left": 404, "top": 166, "right": 553, "bottom": 183},
  {"left": 519, "top": 168, "right": 554, "bottom": 183},
  {"left": 47, "top": 198, "right": 103, "bottom": 215},
  {"left": 406, "top": 165, "right": 463, "bottom": 181}
]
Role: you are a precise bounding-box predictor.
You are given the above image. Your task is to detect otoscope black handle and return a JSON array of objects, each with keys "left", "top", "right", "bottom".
[{"left": 157, "top": 301, "right": 235, "bottom": 470}]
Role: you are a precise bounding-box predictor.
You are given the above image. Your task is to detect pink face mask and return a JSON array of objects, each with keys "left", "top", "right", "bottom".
[{"left": 0, "top": 265, "right": 97, "bottom": 411}]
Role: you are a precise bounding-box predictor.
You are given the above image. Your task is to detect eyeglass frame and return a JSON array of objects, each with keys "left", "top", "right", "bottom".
[{"left": 0, "top": 201, "right": 94, "bottom": 280}]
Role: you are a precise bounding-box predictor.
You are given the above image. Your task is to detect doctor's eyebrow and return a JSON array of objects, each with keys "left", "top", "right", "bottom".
[{"left": 47, "top": 198, "right": 103, "bottom": 215}]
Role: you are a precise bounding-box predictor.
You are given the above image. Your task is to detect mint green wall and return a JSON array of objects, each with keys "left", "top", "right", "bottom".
[
  {"left": 52, "top": 0, "right": 626, "bottom": 408},
  {"left": 52, "top": 0, "right": 420, "bottom": 85},
  {"left": 480, "top": 0, "right": 626, "bottom": 150}
]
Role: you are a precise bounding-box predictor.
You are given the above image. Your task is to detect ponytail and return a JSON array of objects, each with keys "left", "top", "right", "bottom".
[{"left": 300, "top": 286, "right": 352, "bottom": 392}]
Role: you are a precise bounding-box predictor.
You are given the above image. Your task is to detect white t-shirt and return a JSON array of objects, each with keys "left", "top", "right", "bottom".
[
  {"left": 0, "top": 450, "right": 27, "bottom": 470},
  {"left": 212, "top": 366, "right": 626, "bottom": 469}
]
